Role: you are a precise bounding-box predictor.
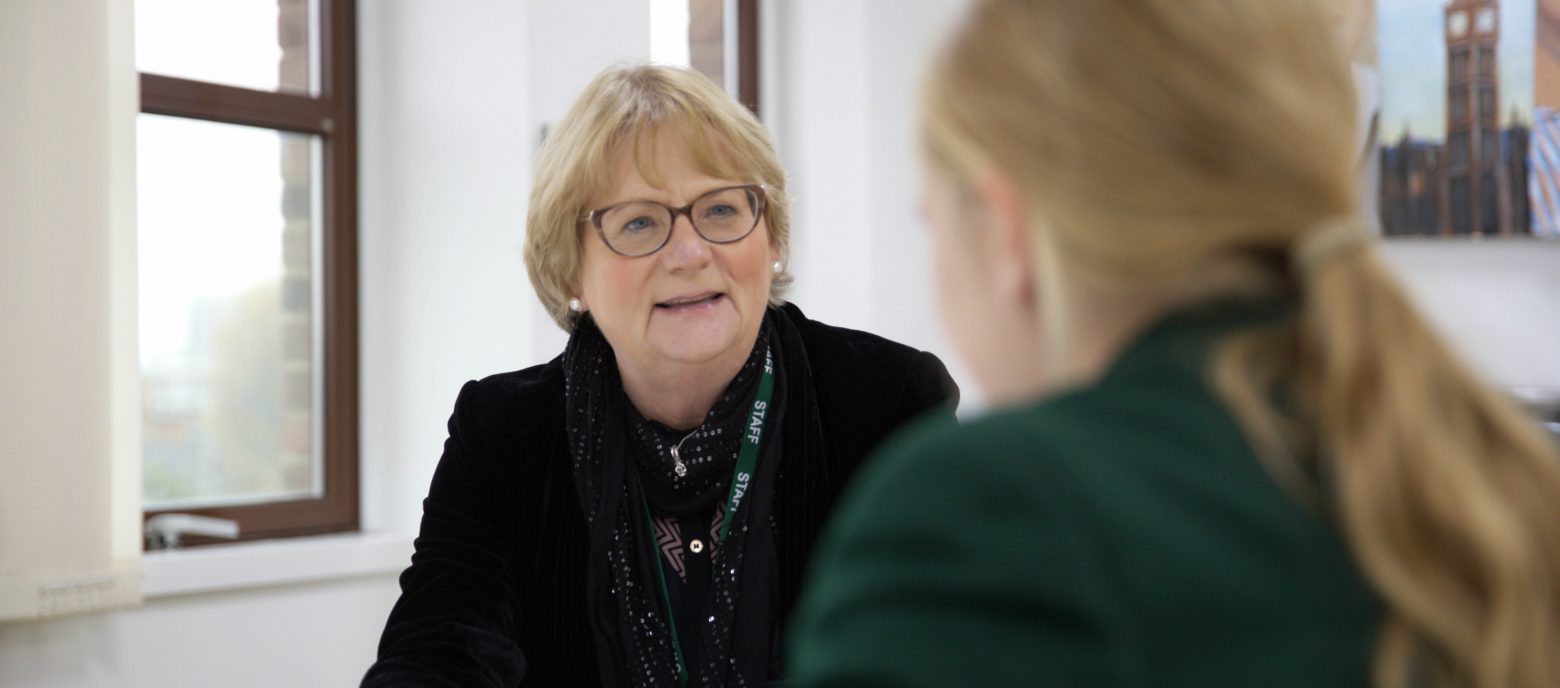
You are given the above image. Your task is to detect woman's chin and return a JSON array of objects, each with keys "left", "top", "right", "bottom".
[
  {"left": 647, "top": 311, "right": 744, "bottom": 365},
  {"left": 648, "top": 331, "right": 738, "bottom": 365}
]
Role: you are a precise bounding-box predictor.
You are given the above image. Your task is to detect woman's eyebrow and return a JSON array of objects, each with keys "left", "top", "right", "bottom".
[{"left": 601, "top": 183, "right": 739, "bottom": 208}]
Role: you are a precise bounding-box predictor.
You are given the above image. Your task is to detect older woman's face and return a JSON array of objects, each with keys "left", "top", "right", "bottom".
[{"left": 577, "top": 130, "right": 777, "bottom": 373}]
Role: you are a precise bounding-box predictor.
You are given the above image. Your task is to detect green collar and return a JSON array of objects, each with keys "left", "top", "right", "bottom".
[{"left": 1096, "top": 295, "right": 1296, "bottom": 390}]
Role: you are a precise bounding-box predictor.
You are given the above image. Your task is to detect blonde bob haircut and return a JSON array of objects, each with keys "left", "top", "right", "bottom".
[{"left": 525, "top": 64, "right": 791, "bottom": 331}]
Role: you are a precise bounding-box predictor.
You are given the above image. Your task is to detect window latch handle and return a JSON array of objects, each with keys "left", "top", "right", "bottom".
[{"left": 144, "top": 514, "right": 240, "bottom": 551}]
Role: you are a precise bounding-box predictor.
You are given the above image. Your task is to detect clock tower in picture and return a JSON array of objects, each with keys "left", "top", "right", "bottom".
[{"left": 1444, "top": 0, "right": 1511, "bottom": 234}]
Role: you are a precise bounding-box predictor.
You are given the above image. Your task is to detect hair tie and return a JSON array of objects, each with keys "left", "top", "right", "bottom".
[{"left": 1293, "top": 216, "right": 1372, "bottom": 274}]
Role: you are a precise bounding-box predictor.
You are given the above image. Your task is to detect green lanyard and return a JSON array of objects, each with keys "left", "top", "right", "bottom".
[
  {"left": 720, "top": 344, "right": 774, "bottom": 541},
  {"left": 641, "top": 345, "right": 775, "bottom": 687}
]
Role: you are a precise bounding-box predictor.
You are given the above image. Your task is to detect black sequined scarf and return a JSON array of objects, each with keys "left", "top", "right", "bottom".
[
  {"left": 564, "top": 312, "right": 784, "bottom": 687},
  {"left": 627, "top": 321, "right": 769, "bottom": 516}
]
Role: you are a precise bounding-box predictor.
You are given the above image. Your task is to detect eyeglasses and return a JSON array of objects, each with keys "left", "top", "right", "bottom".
[{"left": 584, "top": 184, "right": 767, "bottom": 257}]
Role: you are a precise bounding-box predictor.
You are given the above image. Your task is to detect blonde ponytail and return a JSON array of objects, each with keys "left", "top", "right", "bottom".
[
  {"left": 925, "top": 1, "right": 1560, "bottom": 685},
  {"left": 1229, "top": 217, "right": 1560, "bottom": 687},
  {"left": 1217, "top": 215, "right": 1560, "bottom": 686}
]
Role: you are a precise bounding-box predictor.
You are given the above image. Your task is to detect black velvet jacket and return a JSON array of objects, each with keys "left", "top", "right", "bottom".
[{"left": 363, "top": 304, "right": 958, "bottom": 687}]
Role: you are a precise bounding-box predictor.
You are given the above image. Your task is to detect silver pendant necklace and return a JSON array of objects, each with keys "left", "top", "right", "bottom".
[{"left": 670, "top": 429, "right": 697, "bottom": 477}]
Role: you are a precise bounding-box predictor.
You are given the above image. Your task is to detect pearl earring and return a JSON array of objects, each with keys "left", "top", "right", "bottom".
[
  {"left": 772, "top": 260, "right": 783, "bottom": 273},
  {"left": 568, "top": 297, "right": 582, "bottom": 312}
]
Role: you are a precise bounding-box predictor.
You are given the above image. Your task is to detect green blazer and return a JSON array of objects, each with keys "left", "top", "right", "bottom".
[{"left": 787, "top": 301, "right": 1381, "bottom": 687}]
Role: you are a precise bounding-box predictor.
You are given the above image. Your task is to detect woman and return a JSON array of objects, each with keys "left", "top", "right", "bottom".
[
  {"left": 362, "top": 65, "right": 957, "bottom": 687},
  {"left": 789, "top": 2, "right": 1560, "bottom": 687}
]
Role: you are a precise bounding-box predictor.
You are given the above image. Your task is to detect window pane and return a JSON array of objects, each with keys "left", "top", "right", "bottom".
[
  {"left": 135, "top": 0, "right": 316, "bottom": 95},
  {"left": 138, "top": 114, "right": 322, "bottom": 510}
]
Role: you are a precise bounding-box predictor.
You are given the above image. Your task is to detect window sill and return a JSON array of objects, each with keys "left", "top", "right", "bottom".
[{"left": 140, "top": 530, "right": 413, "bottom": 599}]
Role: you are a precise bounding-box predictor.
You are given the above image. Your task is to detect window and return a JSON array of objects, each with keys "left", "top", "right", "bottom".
[
  {"left": 1450, "top": 47, "right": 1471, "bottom": 81},
  {"left": 1480, "top": 171, "right": 1499, "bottom": 231},
  {"left": 1481, "top": 128, "right": 1499, "bottom": 164},
  {"left": 1479, "top": 46, "right": 1496, "bottom": 77},
  {"left": 1450, "top": 174, "right": 1472, "bottom": 234},
  {"left": 1479, "top": 84, "right": 1496, "bottom": 119},
  {"left": 1451, "top": 88, "right": 1470, "bottom": 122},
  {"left": 136, "top": 0, "right": 358, "bottom": 547},
  {"left": 1450, "top": 130, "right": 1471, "bottom": 167},
  {"left": 649, "top": 0, "right": 761, "bottom": 114}
]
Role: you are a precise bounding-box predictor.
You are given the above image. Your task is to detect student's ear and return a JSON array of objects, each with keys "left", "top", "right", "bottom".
[{"left": 971, "top": 168, "right": 1037, "bottom": 309}]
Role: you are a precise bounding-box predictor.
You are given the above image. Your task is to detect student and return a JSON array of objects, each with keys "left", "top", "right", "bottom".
[{"left": 787, "top": 1, "right": 1560, "bottom": 686}]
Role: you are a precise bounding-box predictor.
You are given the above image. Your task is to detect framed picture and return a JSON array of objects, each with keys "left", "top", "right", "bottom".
[{"left": 1376, "top": 0, "right": 1560, "bottom": 238}]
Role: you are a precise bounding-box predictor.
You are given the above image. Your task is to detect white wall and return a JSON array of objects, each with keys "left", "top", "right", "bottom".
[
  {"left": 772, "top": 0, "right": 874, "bottom": 328},
  {"left": 772, "top": 0, "right": 977, "bottom": 405},
  {"left": 358, "top": 0, "right": 536, "bottom": 537},
  {"left": 1382, "top": 242, "right": 1560, "bottom": 392}
]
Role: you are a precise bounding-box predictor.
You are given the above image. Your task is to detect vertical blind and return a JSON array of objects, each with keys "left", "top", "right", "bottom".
[{"left": 0, "top": 0, "right": 143, "bottom": 621}]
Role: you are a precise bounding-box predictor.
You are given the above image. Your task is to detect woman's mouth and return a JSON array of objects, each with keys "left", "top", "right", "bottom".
[{"left": 655, "top": 292, "right": 725, "bottom": 311}]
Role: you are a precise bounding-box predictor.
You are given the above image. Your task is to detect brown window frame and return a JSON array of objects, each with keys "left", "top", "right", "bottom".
[
  {"left": 139, "top": 0, "right": 359, "bottom": 547},
  {"left": 736, "top": 0, "right": 760, "bottom": 115}
]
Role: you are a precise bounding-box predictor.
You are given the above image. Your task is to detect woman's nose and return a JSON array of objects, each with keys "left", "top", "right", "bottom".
[{"left": 662, "top": 213, "right": 713, "bottom": 270}]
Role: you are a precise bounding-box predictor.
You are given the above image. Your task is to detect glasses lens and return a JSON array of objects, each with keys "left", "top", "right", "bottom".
[
  {"left": 599, "top": 202, "right": 673, "bottom": 256},
  {"left": 692, "top": 188, "right": 759, "bottom": 242}
]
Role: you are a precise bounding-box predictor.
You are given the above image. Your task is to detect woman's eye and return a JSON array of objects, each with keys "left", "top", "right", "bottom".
[
  {"left": 621, "top": 216, "right": 658, "bottom": 233},
  {"left": 704, "top": 204, "right": 738, "bottom": 218}
]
